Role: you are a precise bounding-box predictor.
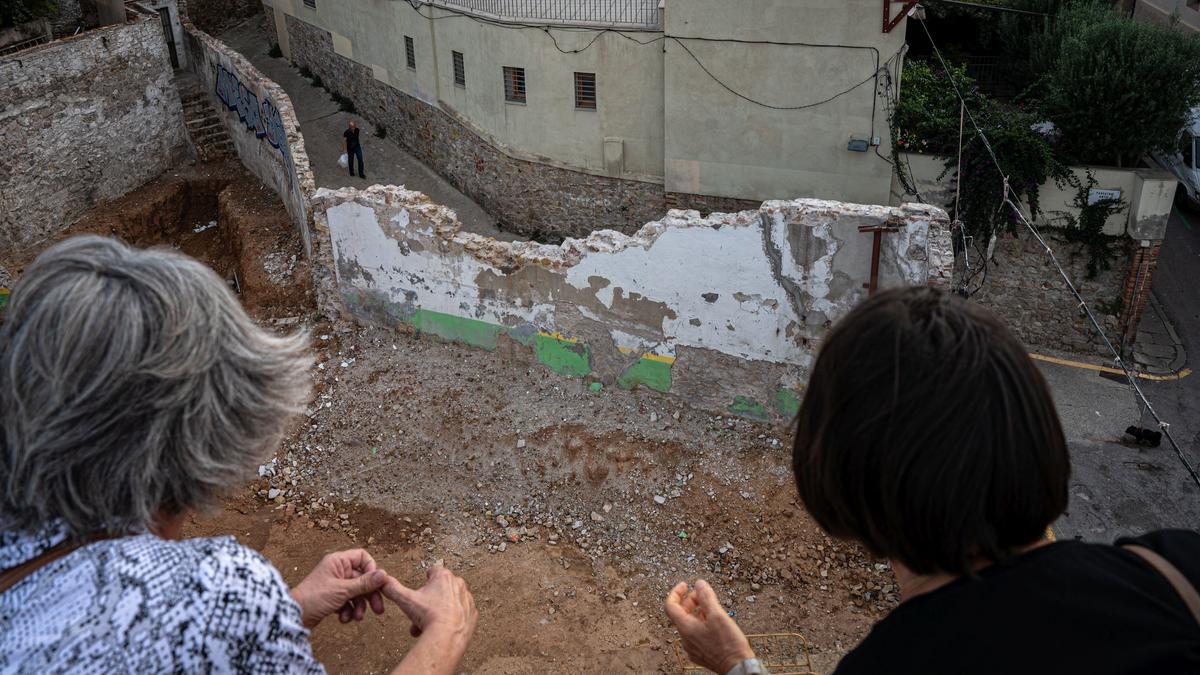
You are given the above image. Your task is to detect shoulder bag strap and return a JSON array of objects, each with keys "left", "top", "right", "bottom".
[
  {"left": 0, "top": 539, "right": 87, "bottom": 595},
  {"left": 1123, "top": 544, "right": 1200, "bottom": 627}
]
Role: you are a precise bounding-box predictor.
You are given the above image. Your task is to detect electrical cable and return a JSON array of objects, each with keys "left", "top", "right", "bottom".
[
  {"left": 916, "top": 19, "right": 1200, "bottom": 489},
  {"left": 402, "top": 0, "right": 899, "bottom": 119}
]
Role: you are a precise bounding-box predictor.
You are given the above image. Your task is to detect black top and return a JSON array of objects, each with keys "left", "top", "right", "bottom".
[
  {"left": 343, "top": 127, "right": 360, "bottom": 150},
  {"left": 835, "top": 530, "right": 1200, "bottom": 675}
]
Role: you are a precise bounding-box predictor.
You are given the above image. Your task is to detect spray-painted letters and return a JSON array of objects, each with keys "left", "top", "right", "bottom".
[{"left": 215, "top": 63, "right": 292, "bottom": 184}]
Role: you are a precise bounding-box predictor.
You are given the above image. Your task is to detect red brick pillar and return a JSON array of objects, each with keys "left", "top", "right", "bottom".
[{"left": 1118, "top": 239, "right": 1162, "bottom": 349}]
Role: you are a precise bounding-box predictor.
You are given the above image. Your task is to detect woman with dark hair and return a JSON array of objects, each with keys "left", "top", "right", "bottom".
[{"left": 666, "top": 286, "right": 1200, "bottom": 675}]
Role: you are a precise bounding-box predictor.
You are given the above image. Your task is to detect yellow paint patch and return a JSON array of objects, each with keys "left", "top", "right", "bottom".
[
  {"left": 1029, "top": 352, "right": 1192, "bottom": 382},
  {"left": 538, "top": 330, "right": 578, "bottom": 344},
  {"left": 616, "top": 345, "right": 675, "bottom": 364}
]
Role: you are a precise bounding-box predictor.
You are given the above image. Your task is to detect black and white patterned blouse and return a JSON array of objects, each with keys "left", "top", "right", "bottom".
[{"left": 0, "top": 520, "right": 324, "bottom": 673}]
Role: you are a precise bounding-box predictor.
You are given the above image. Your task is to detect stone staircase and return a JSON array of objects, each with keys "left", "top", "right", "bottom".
[{"left": 174, "top": 75, "right": 236, "bottom": 162}]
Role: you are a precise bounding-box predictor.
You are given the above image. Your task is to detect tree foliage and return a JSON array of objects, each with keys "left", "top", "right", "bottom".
[
  {"left": 1036, "top": 1, "right": 1200, "bottom": 166},
  {"left": 892, "top": 60, "right": 1066, "bottom": 245},
  {"left": 0, "top": 0, "right": 57, "bottom": 29}
]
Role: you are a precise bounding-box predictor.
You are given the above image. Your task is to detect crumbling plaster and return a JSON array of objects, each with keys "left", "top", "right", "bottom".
[{"left": 317, "top": 185, "right": 950, "bottom": 418}]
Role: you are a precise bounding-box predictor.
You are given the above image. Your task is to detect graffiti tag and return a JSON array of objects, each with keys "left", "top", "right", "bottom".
[{"left": 214, "top": 63, "right": 294, "bottom": 186}]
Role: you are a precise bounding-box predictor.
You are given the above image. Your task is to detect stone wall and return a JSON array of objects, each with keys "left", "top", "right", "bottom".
[
  {"left": 284, "top": 16, "right": 674, "bottom": 242},
  {"left": 179, "top": 4, "right": 340, "bottom": 323},
  {"left": 0, "top": 16, "right": 188, "bottom": 252},
  {"left": 317, "top": 185, "right": 953, "bottom": 418},
  {"left": 971, "top": 232, "right": 1131, "bottom": 354}
]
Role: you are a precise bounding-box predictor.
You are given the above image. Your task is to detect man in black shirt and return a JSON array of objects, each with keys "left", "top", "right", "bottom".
[
  {"left": 343, "top": 121, "right": 364, "bottom": 179},
  {"left": 665, "top": 288, "right": 1200, "bottom": 675}
]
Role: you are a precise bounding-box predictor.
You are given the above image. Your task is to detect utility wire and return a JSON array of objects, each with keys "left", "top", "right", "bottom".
[
  {"left": 916, "top": 19, "right": 1200, "bottom": 490},
  {"left": 402, "top": 0, "right": 897, "bottom": 117}
]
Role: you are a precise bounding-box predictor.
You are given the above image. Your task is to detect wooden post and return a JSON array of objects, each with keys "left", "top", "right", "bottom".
[{"left": 858, "top": 224, "right": 901, "bottom": 295}]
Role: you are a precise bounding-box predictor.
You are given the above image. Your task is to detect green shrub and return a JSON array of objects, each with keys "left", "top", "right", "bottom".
[
  {"left": 331, "top": 91, "right": 356, "bottom": 114},
  {"left": 268, "top": 42, "right": 282, "bottom": 58},
  {"left": 374, "top": 125, "right": 387, "bottom": 139}
]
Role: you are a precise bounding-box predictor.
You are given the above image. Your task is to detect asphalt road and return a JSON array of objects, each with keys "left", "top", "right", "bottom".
[{"left": 1048, "top": 203, "right": 1200, "bottom": 542}]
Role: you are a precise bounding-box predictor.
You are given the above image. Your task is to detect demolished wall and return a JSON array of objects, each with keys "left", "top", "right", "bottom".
[
  {"left": 0, "top": 15, "right": 189, "bottom": 251},
  {"left": 317, "top": 186, "right": 952, "bottom": 418}
]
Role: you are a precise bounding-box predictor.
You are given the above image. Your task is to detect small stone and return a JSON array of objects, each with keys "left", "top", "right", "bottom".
[
  {"left": 267, "top": 488, "right": 281, "bottom": 499},
  {"left": 653, "top": 495, "right": 667, "bottom": 505},
  {"left": 649, "top": 412, "right": 658, "bottom": 422},
  {"left": 497, "top": 542, "right": 507, "bottom": 552},
  {"left": 572, "top": 520, "right": 584, "bottom": 529},
  {"left": 602, "top": 503, "right": 613, "bottom": 513},
  {"left": 517, "top": 439, "right": 527, "bottom": 449},
  {"left": 496, "top": 515, "right": 509, "bottom": 528},
  {"left": 751, "top": 582, "right": 761, "bottom": 591},
  {"left": 590, "top": 511, "right": 604, "bottom": 523}
]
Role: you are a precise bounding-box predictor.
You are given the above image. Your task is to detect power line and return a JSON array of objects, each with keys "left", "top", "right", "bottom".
[
  {"left": 668, "top": 38, "right": 901, "bottom": 112},
  {"left": 915, "top": 18, "right": 1200, "bottom": 490},
  {"left": 402, "top": 0, "right": 896, "bottom": 118}
]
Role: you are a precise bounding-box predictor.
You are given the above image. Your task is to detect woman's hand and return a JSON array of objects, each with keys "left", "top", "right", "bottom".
[
  {"left": 290, "top": 548, "right": 389, "bottom": 629},
  {"left": 382, "top": 564, "right": 477, "bottom": 675},
  {"left": 382, "top": 564, "right": 477, "bottom": 639},
  {"left": 665, "top": 579, "right": 756, "bottom": 674}
]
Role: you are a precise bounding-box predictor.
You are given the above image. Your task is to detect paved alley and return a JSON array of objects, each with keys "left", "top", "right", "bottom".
[{"left": 219, "top": 18, "right": 516, "bottom": 241}]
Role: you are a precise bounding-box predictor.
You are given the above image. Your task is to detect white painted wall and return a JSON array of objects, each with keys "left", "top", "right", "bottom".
[
  {"left": 893, "top": 152, "right": 1144, "bottom": 237},
  {"left": 273, "top": 0, "right": 665, "bottom": 182},
  {"left": 319, "top": 185, "right": 951, "bottom": 368},
  {"left": 268, "top": 0, "right": 911, "bottom": 203},
  {"left": 662, "top": 0, "right": 907, "bottom": 204}
]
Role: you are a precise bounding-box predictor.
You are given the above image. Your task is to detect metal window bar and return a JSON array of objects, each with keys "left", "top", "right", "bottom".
[
  {"left": 428, "top": 0, "right": 661, "bottom": 29},
  {"left": 302, "top": 0, "right": 316, "bottom": 8},
  {"left": 453, "top": 51, "right": 466, "bottom": 86},
  {"left": 405, "top": 36, "right": 416, "bottom": 69},
  {"left": 503, "top": 66, "right": 526, "bottom": 103},
  {"left": 574, "top": 72, "right": 596, "bottom": 110}
]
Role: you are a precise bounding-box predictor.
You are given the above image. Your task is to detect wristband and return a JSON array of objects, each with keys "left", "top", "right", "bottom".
[{"left": 725, "top": 658, "right": 768, "bottom": 675}]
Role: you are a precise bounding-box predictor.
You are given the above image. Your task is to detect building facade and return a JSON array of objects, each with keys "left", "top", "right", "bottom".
[{"left": 263, "top": 0, "right": 907, "bottom": 238}]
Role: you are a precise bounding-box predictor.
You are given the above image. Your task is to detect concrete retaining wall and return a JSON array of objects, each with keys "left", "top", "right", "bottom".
[
  {"left": 0, "top": 15, "right": 189, "bottom": 251},
  {"left": 317, "top": 186, "right": 952, "bottom": 418}
]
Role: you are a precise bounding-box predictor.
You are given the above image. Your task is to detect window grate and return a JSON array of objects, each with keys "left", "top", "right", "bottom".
[
  {"left": 503, "top": 66, "right": 526, "bottom": 103},
  {"left": 574, "top": 72, "right": 596, "bottom": 110},
  {"left": 452, "top": 51, "right": 466, "bottom": 87},
  {"left": 404, "top": 36, "right": 415, "bottom": 70},
  {"left": 302, "top": 0, "right": 315, "bottom": 8}
]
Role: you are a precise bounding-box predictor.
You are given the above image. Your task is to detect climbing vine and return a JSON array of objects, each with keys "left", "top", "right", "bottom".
[{"left": 1055, "top": 171, "right": 1129, "bottom": 278}]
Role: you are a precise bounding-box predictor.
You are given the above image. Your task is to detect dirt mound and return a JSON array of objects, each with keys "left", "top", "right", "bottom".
[{"left": 2, "top": 162, "right": 314, "bottom": 322}]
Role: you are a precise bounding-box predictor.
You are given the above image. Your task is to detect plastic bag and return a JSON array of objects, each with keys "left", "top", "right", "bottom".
[{"left": 338, "top": 153, "right": 349, "bottom": 169}]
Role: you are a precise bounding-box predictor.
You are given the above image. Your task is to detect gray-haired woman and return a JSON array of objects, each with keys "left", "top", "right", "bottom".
[{"left": 0, "top": 237, "right": 477, "bottom": 673}]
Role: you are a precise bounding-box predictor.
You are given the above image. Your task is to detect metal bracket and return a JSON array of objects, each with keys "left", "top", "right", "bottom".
[{"left": 883, "top": 0, "right": 920, "bottom": 32}]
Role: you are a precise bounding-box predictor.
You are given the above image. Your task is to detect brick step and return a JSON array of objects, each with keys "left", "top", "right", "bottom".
[{"left": 186, "top": 120, "right": 223, "bottom": 133}]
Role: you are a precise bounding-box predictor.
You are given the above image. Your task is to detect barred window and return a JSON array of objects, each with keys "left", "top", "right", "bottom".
[
  {"left": 404, "top": 36, "right": 415, "bottom": 70},
  {"left": 452, "top": 51, "right": 465, "bottom": 87},
  {"left": 503, "top": 66, "right": 526, "bottom": 103},
  {"left": 574, "top": 72, "right": 596, "bottom": 110},
  {"left": 302, "top": 0, "right": 315, "bottom": 8}
]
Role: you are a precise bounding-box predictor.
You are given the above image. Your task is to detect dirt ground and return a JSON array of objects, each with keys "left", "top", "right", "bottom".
[
  {"left": 10, "top": 164, "right": 895, "bottom": 674},
  {"left": 179, "top": 323, "right": 897, "bottom": 674}
]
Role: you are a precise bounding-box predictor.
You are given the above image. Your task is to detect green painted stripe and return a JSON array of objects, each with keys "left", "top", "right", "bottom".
[
  {"left": 533, "top": 332, "right": 591, "bottom": 377},
  {"left": 617, "top": 356, "right": 674, "bottom": 392},
  {"left": 728, "top": 395, "right": 770, "bottom": 420},
  {"left": 411, "top": 308, "right": 503, "bottom": 351},
  {"left": 773, "top": 387, "right": 802, "bottom": 418}
]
